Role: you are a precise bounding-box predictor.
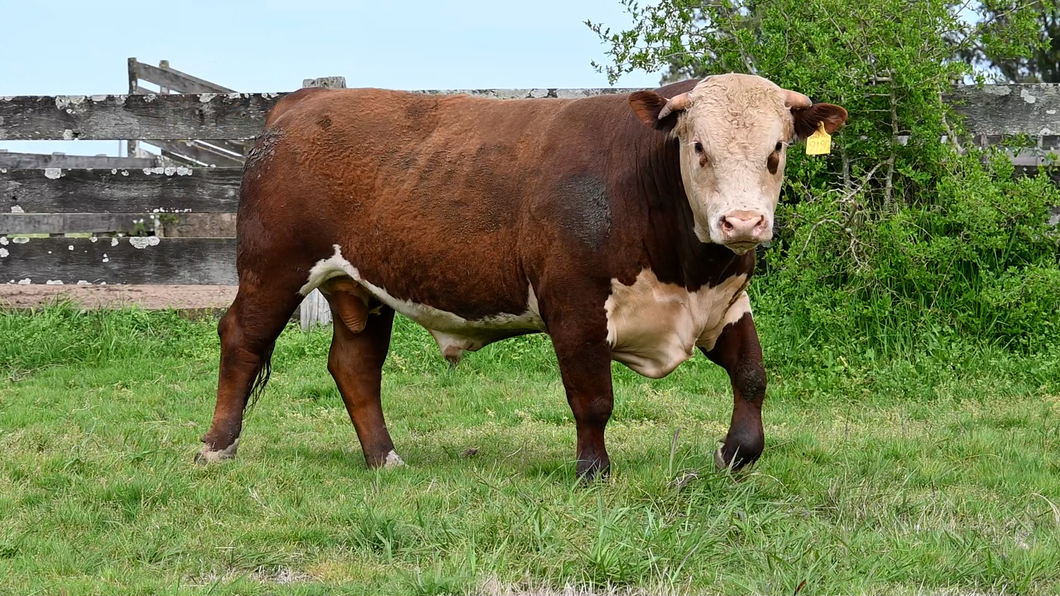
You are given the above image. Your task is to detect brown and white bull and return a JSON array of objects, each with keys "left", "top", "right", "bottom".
[{"left": 197, "top": 73, "right": 847, "bottom": 479}]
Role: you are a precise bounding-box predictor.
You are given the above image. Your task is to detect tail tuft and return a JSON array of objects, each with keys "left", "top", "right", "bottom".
[{"left": 245, "top": 342, "right": 275, "bottom": 412}]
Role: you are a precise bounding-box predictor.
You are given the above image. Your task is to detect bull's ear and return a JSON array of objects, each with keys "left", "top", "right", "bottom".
[
  {"left": 792, "top": 104, "right": 848, "bottom": 139},
  {"left": 629, "top": 91, "right": 684, "bottom": 132}
]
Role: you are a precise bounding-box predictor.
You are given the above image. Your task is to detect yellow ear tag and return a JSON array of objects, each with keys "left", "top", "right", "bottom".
[{"left": 805, "top": 121, "right": 832, "bottom": 156}]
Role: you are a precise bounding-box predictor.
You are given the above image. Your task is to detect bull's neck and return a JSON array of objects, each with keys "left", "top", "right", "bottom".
[{"left": 634, "top": 129, "right": 754, "bottom": 289}]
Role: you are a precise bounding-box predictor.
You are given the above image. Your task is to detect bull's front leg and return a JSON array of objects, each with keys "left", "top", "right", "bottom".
[
  {"left": 702, "top": 308, "right": 767, "bottom": 471},
  {"left": 555, "top": 338, "right": 614, "bottom": 480},
  {"left": 543, "top": 296, "right": 615, "bottom": 480}
]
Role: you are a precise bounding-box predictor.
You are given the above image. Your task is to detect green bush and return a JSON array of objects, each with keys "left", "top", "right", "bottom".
[
  {"left": 762, "top": 149, "right": 1060, "bottom": 354},
  {"left": 591, "top": 0, "right": 1060, "bottom": 357}
]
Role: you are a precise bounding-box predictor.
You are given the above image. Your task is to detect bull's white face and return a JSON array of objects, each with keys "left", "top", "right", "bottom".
[
  {"left": 630, "top": 73, "right": 848, "bottom": 255},
  {"left": 676, "top": 76, "right": 790, "bottom": 253}
]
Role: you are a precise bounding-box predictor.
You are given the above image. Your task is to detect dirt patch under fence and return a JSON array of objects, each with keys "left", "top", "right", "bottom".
[{"left": 0, "top": 284, "right": 237, "bottom": 312}]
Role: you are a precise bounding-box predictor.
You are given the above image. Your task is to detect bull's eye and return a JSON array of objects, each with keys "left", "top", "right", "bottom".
[
  {"left": 774, "top": 141, "right": 784, "bottom": 153},
  {"left": 693, "top": 141, "right": 708, "bottom": 167}
]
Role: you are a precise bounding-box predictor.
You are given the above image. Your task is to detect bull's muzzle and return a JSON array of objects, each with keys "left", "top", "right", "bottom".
[{"left": 718, "top": 210, "right": 771, "bottom": 252}]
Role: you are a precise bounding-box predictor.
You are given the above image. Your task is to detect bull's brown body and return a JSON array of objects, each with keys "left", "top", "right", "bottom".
[{"left": 198, "top": 76, "right": 846, "bottom": 478}]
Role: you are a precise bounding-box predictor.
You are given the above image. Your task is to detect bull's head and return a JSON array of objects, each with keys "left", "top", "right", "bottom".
[{"left": 630, "top": 74, "right": 847, "bottom": 254}]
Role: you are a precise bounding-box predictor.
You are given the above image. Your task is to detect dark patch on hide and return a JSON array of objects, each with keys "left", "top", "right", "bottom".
[{"left": 554, "top": 174, "right": 613, "bottom": 250}]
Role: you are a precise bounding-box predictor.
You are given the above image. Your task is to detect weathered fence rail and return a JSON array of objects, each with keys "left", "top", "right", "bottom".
[
  {"left": 1, "top": 166, "right": 241, "bottom": 213},
  {"left": 3, "top": 237, "right": 237, "bottom": 285},
  {"left": 0, "top": 150, "right": 158, "bottom": 169},
  {"left": 2, "top": 80, "right": 1059, "bottom": 296},
  {"left": 0, "top": 93, "right": 283, "bottom": 141},
  {"left": 129, "top": 59, "right": 236, "bottom": 96},
  {"left": 945, "top": 84, "right": 1060, "bottom": 136},
  {"left": 3, "top": 83, "right": 1058, "bottom": 141}
]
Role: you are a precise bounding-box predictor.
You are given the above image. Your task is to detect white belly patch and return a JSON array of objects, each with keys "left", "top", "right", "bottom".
[
  {"left": 605, "top": 270, "right": 751, "bottom": 378},
  {"left": 301, "top": 246, "right": 545, "bottom": 356}
]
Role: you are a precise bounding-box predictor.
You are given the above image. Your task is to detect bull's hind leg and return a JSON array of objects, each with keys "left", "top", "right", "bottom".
[
  {"left": 322, "top": 283, "right": 401, "bottom": 469},
  {"left": 197, "top": 278, "right": 303, "bottom": 463}
]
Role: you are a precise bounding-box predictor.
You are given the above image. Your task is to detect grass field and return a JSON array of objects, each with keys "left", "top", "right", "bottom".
[{"left": 1, "top": 305, "right": 1059, "bottom": 595}]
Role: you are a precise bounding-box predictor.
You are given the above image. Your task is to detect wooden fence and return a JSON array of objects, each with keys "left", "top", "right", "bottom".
[
  {"left": 126, "top": 58, "right": 249, "bottom": 168},
  {"left": 2, "top": 71, "right": 1059, "bottom": 291}
]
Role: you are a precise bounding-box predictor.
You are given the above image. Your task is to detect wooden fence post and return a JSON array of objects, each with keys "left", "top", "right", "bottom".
[
  {"left": 126, "top": 58, "right": 139, "bottom": 159},
  {"left": 299, "top": 76, "right": 347, "bottom": 330}
]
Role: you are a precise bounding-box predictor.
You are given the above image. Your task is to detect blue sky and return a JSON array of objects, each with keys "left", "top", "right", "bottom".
[{"left": 0, "top": 0, "right": 662, "bottom": 157}]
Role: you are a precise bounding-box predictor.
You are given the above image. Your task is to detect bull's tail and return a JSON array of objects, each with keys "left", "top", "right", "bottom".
[{"left": 244, "top": 342, "right": 275, "bottom": 412}]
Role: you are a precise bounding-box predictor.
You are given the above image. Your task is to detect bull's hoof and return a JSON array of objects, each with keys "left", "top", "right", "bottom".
[
  {"left": 576, "top": 458, "right": 610, "bottom": 484},
  {"left": 714, "top": 445, "right": 758, "bottom": 473},
  {"left": 195, "top": 439, "right": 239, "bottom": 464}
]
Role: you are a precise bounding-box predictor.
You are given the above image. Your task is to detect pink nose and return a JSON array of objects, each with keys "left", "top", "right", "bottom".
[{"left": 719, "top": 211, "right": 770, "bottom": 245}]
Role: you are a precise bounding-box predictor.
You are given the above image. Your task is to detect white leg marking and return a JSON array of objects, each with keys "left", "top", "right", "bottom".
[
  {"left": 384, "top": 450, "right": 405, "bottom": 468},
  {"left": 196, "top": 438, "right": 239, "bottom": 464},
  {"left": 715, "top": 446, "right": 728, "bottom": 471}
]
